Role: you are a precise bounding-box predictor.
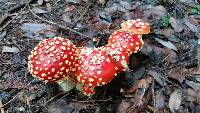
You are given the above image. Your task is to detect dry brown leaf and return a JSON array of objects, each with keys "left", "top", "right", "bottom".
[{"left": 168, "top": 89, "right": 182, "bottom": 113}]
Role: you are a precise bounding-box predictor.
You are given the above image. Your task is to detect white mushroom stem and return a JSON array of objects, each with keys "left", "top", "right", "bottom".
[
  {"left": 121, "top": 60, "right": 131, "bottom": 72},
  {"left": 56, "top": 76, "right": 76, "bottom": 92}
]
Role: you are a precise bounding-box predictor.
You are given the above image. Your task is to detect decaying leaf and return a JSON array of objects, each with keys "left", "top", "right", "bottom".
[
  {"left": 155, "top": 38, "right": 178, "bottom": 51},
  {"left": 184, "top": 18, "right": 199, "bottom": 33},
  {"left": 169, "top": 17, "right": 184, "bottom": 32},
  {"left": 141, "top": 40, "right": 177, "bottom": 63},
  {"left": 48, "top": 99, "right": 87, "bottom": 113},
  {"left": 185, "top": 80, "right": 200, "bottom": 92},
  {"left": 2, "top": 46, "right": 19, "bottom": 53},
  {"left": 148, "top": 70, "right": 165, "bottom": 86},
  {"left": 150, "top": 5, "right": 167, "bottom": 18},
  {"left": 155, "top": 90, "right": 165, "bottom": 111},
  {"left": 183, "top": 88, "right": 197, "bottom": 102},
  {"left": 116, "top": 100, "right": 131, "bottom": 113},
  {"left": 168, "top": 67, "right": 189, "bottom": 83},
  {"left": 168, "top": 89, "right": 182, "bottom": 113}
]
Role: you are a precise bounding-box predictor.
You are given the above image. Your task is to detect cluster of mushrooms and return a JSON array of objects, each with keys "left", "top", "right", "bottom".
[{"left": 28, "top": 19, "right": 150, "bottom": 96}]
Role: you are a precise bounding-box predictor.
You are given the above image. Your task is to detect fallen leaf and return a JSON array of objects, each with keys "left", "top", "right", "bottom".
[
  {"left": 168, "top": 89, "right": 182, "bottom": 113},
  {"left": 155, "top": 90, "right": 165, "bottom": 111},
  {"left": 141, "top": 40, "right": 177, "bottom": 63},
  {"left": 155, "top": 38, "right": 178, "bottom": 51},
  {"left": 184, "top": 18, "right": 199, "bottom": 33},
  {"left": 20, "top": 23, "right": 55, "bottom": 40},
  {"left": 98, "top": 0, "right": 106, "bottom": 5},
  {"left": 150, "top": 5, "right": 167, "bottom": 17},
  {"left": 148, "top": 70, "right": 165, "bottom": 86},
  {"left": 2, "top": 46, "right": 19, "bottom": 53},
  {"left": 168, "top": 67, "right": 189, "bottom": 83},
  {"left": 48, "top": 99, "right": 87, "bottom": 113},
  {"left": 62, "top": 13, "right": 72, "bottom": 23},
  {"left": 32, "top": 7, "right": 47, "bottom": 14},
  {"left": 116, "top": 100, "right": 131, "bottom": 113},
  {"left": 0, "top": 30, "right": 6, "bottom": 39},
  {"left": 185, "top": 80, "right": 200, "bottom": 92},
  {"left": 119, "top": 1, "right": 131, "bottom": 10},
  {"left": 169, "top": 17, "right": 184, "bottom": 32},
  {"left": 162, "top": 28, "right": 174, "bottom": 38},
  {"left": 195, "top": 75, "right": 200, "bottom": 83},
  {"left": 65, "top": 0, "right": 80, "bottom": 4},
  {"left": 183, "top": 88, "right": 196, "bottom": 102}
]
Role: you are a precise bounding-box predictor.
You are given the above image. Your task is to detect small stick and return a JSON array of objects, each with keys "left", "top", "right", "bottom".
[
  {"left": 2, "top": 90, "right": 23, "bottom": 108},
  {"left": 0, "top": 98, "right": 5, "bottom": 113},
  {"left": 73, "top": 3, "right": 92, "bottom": 25},
  {"left": 27, "top": 2, "right": 91, "bottom": 39},
  {"left": 0, "top": 0, "right": 31, "bottom": 31}
]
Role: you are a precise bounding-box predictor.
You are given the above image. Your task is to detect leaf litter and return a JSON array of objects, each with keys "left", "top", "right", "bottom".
[{"left": 0, "top": 0, "right": 199, "bottom": 113}]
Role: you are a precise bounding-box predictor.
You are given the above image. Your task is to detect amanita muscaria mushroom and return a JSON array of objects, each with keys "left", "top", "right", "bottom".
[
  {"left": 28, "top": 37, "right": 77, "bottom": 92},
  {"left": 75, "top": 47, "right": 117, "bottom": 95},
  {"left": 108, "top": 29, "right": 143, "bottom": 55},
  {"left": 102, "top": 44, "right": 129, "bottom": 73},
  {"left": 121, "top": 19, "right": 150, "bottom": 34}
]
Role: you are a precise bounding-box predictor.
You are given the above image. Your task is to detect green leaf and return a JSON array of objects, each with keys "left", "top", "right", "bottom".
[
  {"left": 195, "top": 4, "right": 200, "bottom": 10},
  {"left": 191, "top": 9, "right": 198, "bottom": 13},
  {"left": 162, "top": 16, "right": 169, "bottom": 27}
]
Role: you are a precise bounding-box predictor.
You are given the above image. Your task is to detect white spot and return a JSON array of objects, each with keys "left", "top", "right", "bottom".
[
  {"left": 51, "top": 68, "right": 55, "bottom": 72},
  {"left": 88, "top": 83, "right": 93, "bottom": 86},
  {"left": 99, "top": 78, "right": 102, "bottom": 81},
  {"left": 106, "top": 58, "right": 110, "bottom": 63},
  {"left": 59, "top": 62, "right": 63, "bottom": 66},
  {"left": 97, "top": 70, "right": 102, "bottom": 75},
  {"left": 41, "top": 73, "right": 46, "bottom": 77},
  {"left": 88, "top": 78, "right": 94, "bottom": 82},
  {"left": 61, "top": 46, "right": 66, "bottom": 50},
  {"left": 102, "top": 82, "right": 106, "bottom": 85}
]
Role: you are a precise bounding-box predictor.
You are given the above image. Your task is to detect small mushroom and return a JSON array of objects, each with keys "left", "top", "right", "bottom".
[
  {"left": 28, "top": 37, "right": 77, "bottom": 92},
  {"left": 121, "top": 19, "right": 150, "bottom": 34},
  {"left": 75, "top": 47, "right": 117, "bottom": 96},
  {"left": 108, "top": 29, "right": 143, "bottom": 55}
]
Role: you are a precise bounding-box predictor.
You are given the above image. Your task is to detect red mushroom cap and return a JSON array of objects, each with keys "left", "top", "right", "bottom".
[
  {"left": 82, "top": 84, "right": 96, "bottom": 96},
  {"left": 28, "top": 37, "right": 77, "bottom": 82},
  {"left": 108, "top": 29, "right": 143, "bottom": 55},
  {"left": 121, "top": 19, "right": 150, "bottom": 34},
  {"left": 75, "top": 47, "right": 117, "bottom": 88},
  {"left": 102, "top": 44, "right": 129, "bottom": 73}
]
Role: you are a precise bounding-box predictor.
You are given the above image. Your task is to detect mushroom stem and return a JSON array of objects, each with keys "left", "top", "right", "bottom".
[
  {"left": 121, "top": 60, "right": 131, "bottom": 72},
  {"left": 57, "top": 76, "right": 76, "bottom": 92}
]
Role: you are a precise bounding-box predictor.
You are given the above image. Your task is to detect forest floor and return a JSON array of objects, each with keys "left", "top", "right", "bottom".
[{"left": 0, "top": 0, "right": 200, "bottom": 113}]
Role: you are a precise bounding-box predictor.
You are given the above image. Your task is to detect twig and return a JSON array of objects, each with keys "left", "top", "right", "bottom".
[
  {"left": 1, "top": 90, "right": 24, "bottom": 108},
  {"left": 67, "top": 99, "right": 113, "bottom": 103},
  {"left": 0, "top": 99, "right": 5, "bottom": 113},
  {"left": 42, "top": 92, "right": 66, "bottom": 106},
  {"left": 27, "top": 2, "right": 91, "bottom": 39},
  {"left": 73, "top": 3, "right": 92, "bottom": 25},
  {"left": 0, "top": 1, "right": 30, "bottom": 31}
]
